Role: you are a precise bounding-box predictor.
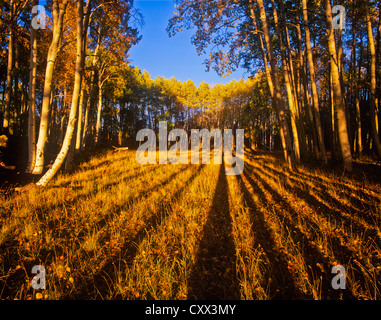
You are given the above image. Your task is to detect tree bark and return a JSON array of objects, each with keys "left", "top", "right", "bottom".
[
  {"left": 32, "top": 0, "right": 69, "bottom": 174},
  {"left": 37, "top": 0, "right": 91, "bottom": 186},
  {"left": 26, "top": 0, "right": 38, "bottom": 173},
  {"left": 95, "top": 73, "right": 103, "bottom": 145},
  {"left": 271, "top": 0, "right": 302, "bottom": 162},
  {"left": 256, "top": 0, "right": 296, "bottom": 170},
  {"left": 325, "top": 0, "right": 353, "bottom": 171},
  {"left": 83, "top": 28, "right": 101, "bottom": 148},
  {"left": 296, "top": 15, "right": 319, "bottom": 159},
  {"left": 75, "top": 88, "right": 84, "bottom": 150},
  {"left": 330, "top": 70, "right": 337, "bottom": 160},
  {"left": 302, "top": 0, "right": 327, "bottom": 164},
  {"left": 81, "top": 93, "right": 90, "bottom": 149},
  {"left": 249, "top": 2, "right": 287, "bottom": 162},
  {"left": 352, "top": 22, "right": 362, "bottom": 157},
  {"left": 365, "top": 2, "right": 381, "bottom": 157},
  {"left": 3, "top": 0, "right": 14, "bottom": 132},
  {"left": 279, "top": 0, "right": 308, "bottom": 160}
]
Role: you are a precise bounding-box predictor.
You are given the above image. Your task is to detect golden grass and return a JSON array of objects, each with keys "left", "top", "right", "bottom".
[{"left": 0, "top": 148, "right": 380, "bottom": 300}]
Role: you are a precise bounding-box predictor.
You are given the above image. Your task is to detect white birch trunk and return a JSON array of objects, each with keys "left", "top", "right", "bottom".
[
  {"left": 32, "top": 0, "right": 69, "bottom": 174},
  {"left": 37, "top": 0, "right": 90, "bottom": 186}
]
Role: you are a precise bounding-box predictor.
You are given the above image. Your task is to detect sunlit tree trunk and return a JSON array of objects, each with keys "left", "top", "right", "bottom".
[
  {"left": 37, "top": 0, "right": 91, "bottom": 186},
  {"left": 330, "top": 71, "right": 337, "bottom": 160},
  {"left": 95, "top": 76, "right": 103, "bottom": 145},
  {"left": 278, "top": 0, "right": 308, "bottom": 160},
  {"left": 26, "top": 0, "right": 38, "bottom": 173},
  {"left": 84, "top": 30, "right": 101, "bottom": 148},
  {"left": 249, "top": 2, "right": 287, "bottom": 161},
  {"left": 302, "top": 0, "right": 327, "bottom": 164},
  {"left": 75, "top": 88, "right": 84, "bottom": 151},
  {"left": 365, "top": 2, "right": 381, "bottom": 157},
  {"left": 250, "top": 0, "right": 287, "bottom": 156},
  {"left": 33, "top": 0, "right": 69, "bottom": 174},
  {"left": 355, "top": 93, "right": 362, "bottom": 156},
  {"left": 296, "top": 16, "right": 319, "bottom": 159},
  {"left": 75, "top": 14, "right": 89, "bottom": 152},
  {"left": 271, "top": 0, "right": 301, "bottom": 162},
  {"left": 325, "top": 0, "right": 353, "bottom": 171},
  {"left": 256, "top": 0, "right": 296, "bottom": 170}
]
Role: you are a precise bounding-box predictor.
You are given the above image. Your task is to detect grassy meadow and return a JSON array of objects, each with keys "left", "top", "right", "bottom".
[{"left": 0, "top": 148, "right": 380, "bottom": 300}]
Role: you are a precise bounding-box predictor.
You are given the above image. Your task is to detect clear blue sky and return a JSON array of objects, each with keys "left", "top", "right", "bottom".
[{"left": 129, "top": 0, "right": 247, "bottom": 86}]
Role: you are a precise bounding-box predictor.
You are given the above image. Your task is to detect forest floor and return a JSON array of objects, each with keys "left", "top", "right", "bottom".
[{"left": 0, "top": 148, "right": 381, "bottom": 300}]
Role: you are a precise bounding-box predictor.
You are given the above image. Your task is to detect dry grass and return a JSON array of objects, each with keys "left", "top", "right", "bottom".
[{"left": 0, "top": 148, "right": 380, "bottom": 300}]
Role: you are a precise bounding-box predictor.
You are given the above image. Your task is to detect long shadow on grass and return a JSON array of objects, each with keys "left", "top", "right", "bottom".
[
  {"left": 73, "top": 164, "right": 204, "bottom": 299},
  {"left": 247, "top": 149, "right": 381, "bottom": 206},
  {"left": 0, "top": 165, "right": 170, "bottom": 300},
  {"left": 236, "top": 168, "right": 308, "bottom": 299},
  {"left": 257, "top": 160, "right": 380, "bottom": 223},
  {"left": 39, "top": 165, "right": 162, "bottom": 237},
  {"left": 249, "top": 163, "right": 381, "bottom": 298},
  {"left": 252, "top": 163, "right": 381, "bottom": 247},
  {"left": 187, "top": 162, "right": 240, "bottom": 300},
  {"left": 245, "top": 163, "right": 356, "bottom": 299},
  {"left": 94, "top": 164, "right": 190, "bottom": 231}
]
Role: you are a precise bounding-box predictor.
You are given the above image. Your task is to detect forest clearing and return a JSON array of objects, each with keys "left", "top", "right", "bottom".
[
  {"left": 0, "top": 148, "right": 380, "bottom": 300},
  {"left": 1, "top": 0, "right": 381, "bottom": 303}
]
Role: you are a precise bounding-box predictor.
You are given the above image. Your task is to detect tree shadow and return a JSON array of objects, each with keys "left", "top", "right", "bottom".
[
  {"left": 245, "top": 163, "right": 356, "bottom": 299},
  {"left": 38, "top": 164, "right": 162, "bottom": 233},
  {"left": 187, "top": 162, "right": 240, "bottom": 300},
  {"left": 253, "top": 163, "right": 381, "bottom": 246},
  {"left": 73, "top": 164, "right": 204, "bottom": 299},
  {"left": 237, "top": 169, "right": 309, "bottom": 299}
]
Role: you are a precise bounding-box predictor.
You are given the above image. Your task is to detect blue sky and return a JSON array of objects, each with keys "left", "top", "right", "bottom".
[{"left": 129, "top": 0, "right": 247, "bottom": 86}]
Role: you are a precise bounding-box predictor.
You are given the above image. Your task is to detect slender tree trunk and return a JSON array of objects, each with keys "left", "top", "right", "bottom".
[
  {"left": 330, "top": 71, "right": 336, "bottom": 160},
  {"left": 249, "top": 2, "right": 287, "bottom": 162},
  {"left": 352, "top": 23, "right": 362, "bottom": 157},
  {"left": 302, "top": 0, "right": 327, "bottom": 164},
  {"left": 59, "top": 113, "right": 66, "bottom": 147},
  {"left": 279, "top": 0, "right": 308, "bottom": 160},
  {"left": 377, "top": 7, "right": 381, "bottom": 134},
  {"left": 83, "top": 29, "right": 101, "bottom": 148},
  {"left": 337, "top": 28, "right": 345, "bottom": 101},
  {"left": 256, "top": 0, "right": 296, "bottom": 170},
  {"left": 65, "top": 122, "right": 76, "bottom": 171},
  {"left": 355, "top": 93, "right": 362, "bottom": 156},
  {"left": 75, "top": 88, "right": 84, "bottom": 150},
  {"left": 49, "top": 95, "right": 58, "bottom": 146},
  {"left": 95, "top": 78, "right": 103, "bottom": 145},
  {"left": 81, "top": 93, "right": 90, "bottom": 149},
  {"left": 26, "top": 0, "right": 38, "bottom": 173},
  {"left": 297, "top": 17, "right": 319, "bottom": 159},
  {"left": 271, "top": 0, "right": 302, "bottom": 162},
  {"left": 365, "top": 2, "right": 381, "bottom": 157},
  {"left": 325, "top": 0, "right": 353, "bottom": 171},
  {"left": 33, "top": 0, "right": 69, "bottom": 174},
  {"left": 13, "top": 44, "right": 20, "bottom": 135},
  {"left": 37, "top": 0, "right": 91, "bottom": 186},
  {"left": 3, "top": 0, "right": 14, "bottom": 132}
]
